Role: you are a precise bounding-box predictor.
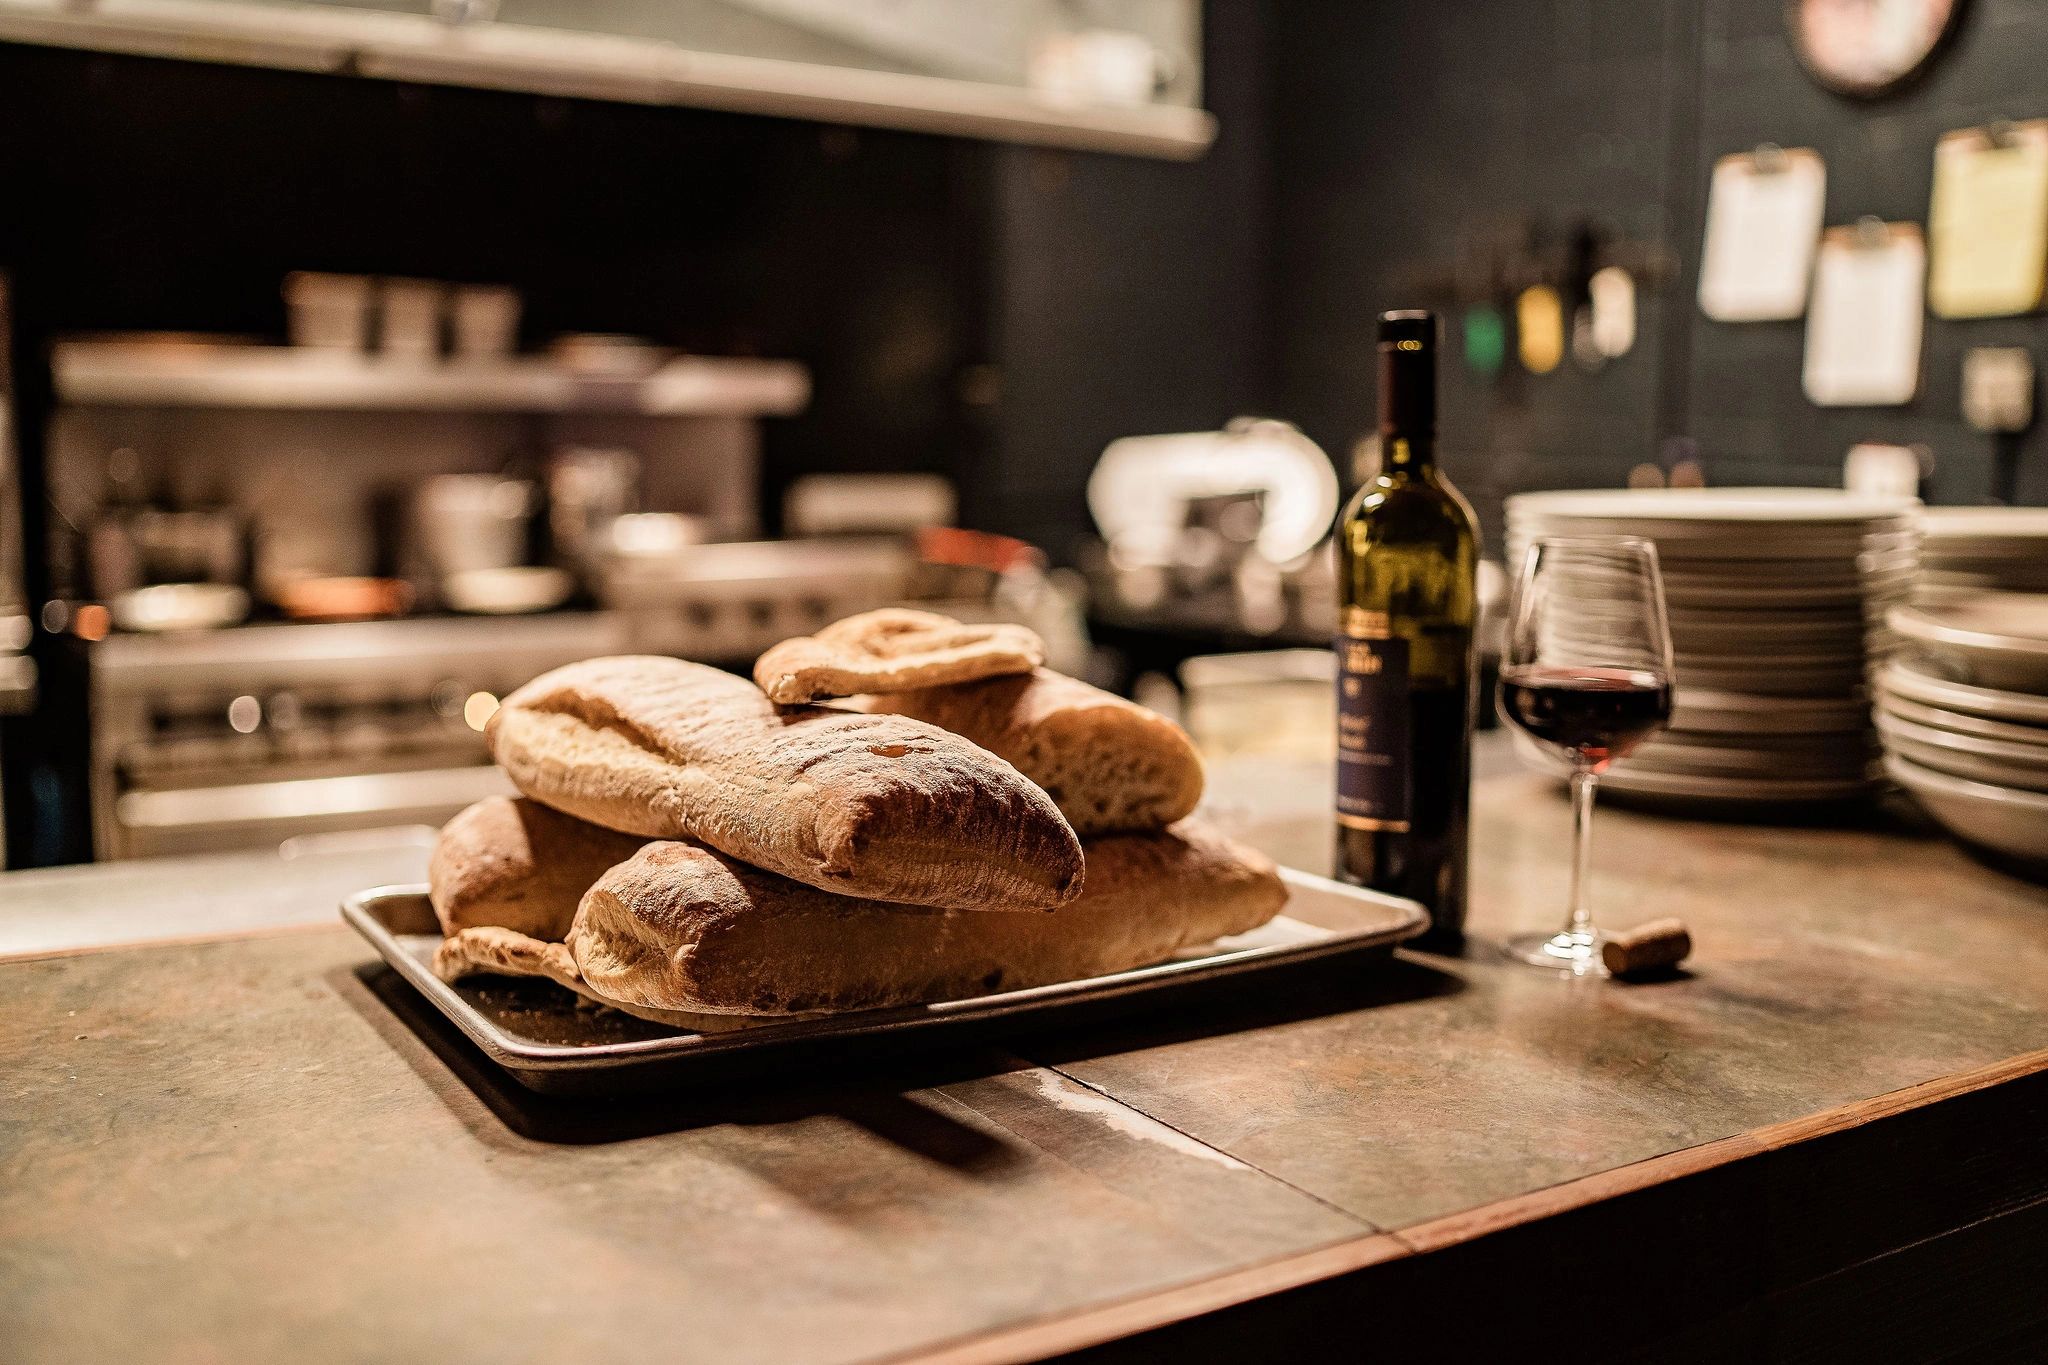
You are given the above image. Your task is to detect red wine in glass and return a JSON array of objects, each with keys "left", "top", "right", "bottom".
[{"left": 1498, "top": 664, "right": 1673, "bottom": 772}]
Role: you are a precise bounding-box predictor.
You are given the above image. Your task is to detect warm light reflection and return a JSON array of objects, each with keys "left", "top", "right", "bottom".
[
  {"left": 227, "top": 695, "right": 261, "bottom": 734},
  {"left": 463, "top": 691, "right": 500, "bottom": 731}
]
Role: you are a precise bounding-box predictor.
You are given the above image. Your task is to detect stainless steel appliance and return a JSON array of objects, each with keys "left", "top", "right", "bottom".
[
  {"left": 87, "top": 532, "right": 1052, "bottom": 859},
  {"left": 90, "top": 612, "right": 623, "bottom": 859}
]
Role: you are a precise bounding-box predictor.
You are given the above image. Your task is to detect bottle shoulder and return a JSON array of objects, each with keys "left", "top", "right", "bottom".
[{"left": 1341, "top": 471, "right": 1479, "bottom": 539}]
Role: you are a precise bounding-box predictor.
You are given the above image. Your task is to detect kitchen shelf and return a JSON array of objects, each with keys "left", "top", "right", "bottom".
[
  {"left": 51, "top": 340, "right": 810, "bottom": 417},
  {"left": 0, "top": 0, "right": 1216, "bottom": 160}
]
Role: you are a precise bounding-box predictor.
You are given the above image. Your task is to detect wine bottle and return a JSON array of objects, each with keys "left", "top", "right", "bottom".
[{"left": 1334, "top": 310, "right": 1479, "bottom": 946}]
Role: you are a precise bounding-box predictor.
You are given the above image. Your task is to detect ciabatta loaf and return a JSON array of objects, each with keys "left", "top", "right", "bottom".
[
  {"left": 754, "top": 608, "right": 1043, "bottom": 704},
  {"left": 429, "top": 795, "right": 646, "bottom": 940},
  {"left": 570, "top": 820, "right": 1285, "bottom": 1020},
  {"left": 432, "top": 925, "right": 755, "bottom": 1032},
  {"left": 857, "top": 669, "right": 1204, "bottom": 835},
  {"left": 488, "top": 655, "right": 1083, "bottom": 911}
]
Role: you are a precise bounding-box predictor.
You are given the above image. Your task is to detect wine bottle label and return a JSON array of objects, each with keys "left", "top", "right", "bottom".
[{"left": 1335, "top": 628, "right": 1412, "bottom": 832}]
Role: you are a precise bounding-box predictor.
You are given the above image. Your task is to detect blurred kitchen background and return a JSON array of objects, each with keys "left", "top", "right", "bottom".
[{"left": 0, "top": 0, "right": 2041, "bottom": 865}]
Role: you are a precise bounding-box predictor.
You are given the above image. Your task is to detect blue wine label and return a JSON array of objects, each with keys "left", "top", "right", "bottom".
[{"left": 1335, "top": 625, "right": 1412, "bottom": 832}]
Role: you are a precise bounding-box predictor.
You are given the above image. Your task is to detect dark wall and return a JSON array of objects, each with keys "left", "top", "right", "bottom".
[
  {"left": 973, "top": 5, "right": 1275, "bottom": 562},
  {"left": 1271, "top": 0, "right": 2048, "bottom": 555},
  {"left": 1685, "top": 0, "right": 2047, "bottom": 502}
]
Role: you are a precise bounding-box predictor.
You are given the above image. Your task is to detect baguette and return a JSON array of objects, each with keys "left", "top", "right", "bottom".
[
  {"left": 753, "top": 608, "right": 1044, "bottom": 704},
  {"left": 429, "top": 795, "right": 646, "bottom": 940},
  {"left": 487, "top": 655, "right": 1084, "bottom": 911},
  {"left": 570, "top": 820, "right": 1286, "bottom": 1020},
  {"left": 432, "top": 925, "right": 753, "bottom": 1032},
  {"left": 856, "top": 669, "right": 1204, "bottom": 835}
]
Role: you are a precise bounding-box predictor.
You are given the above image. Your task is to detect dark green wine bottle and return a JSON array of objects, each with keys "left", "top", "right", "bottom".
[{"left": 1334, "top": 310, "right": 1479, "bottom": 946}]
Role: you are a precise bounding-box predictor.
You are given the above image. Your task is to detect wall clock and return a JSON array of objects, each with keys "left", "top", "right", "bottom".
[{"left": 1788, "top": 0, "right": 1965, "bottom": 98}]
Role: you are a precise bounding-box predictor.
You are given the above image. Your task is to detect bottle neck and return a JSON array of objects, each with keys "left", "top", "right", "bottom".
[
  {"left": 1381, "top": 433, "right": 1436, "bottom": 474},
  {"left": 1378, "top": 339, "right": 1436, "bottom": 474}
]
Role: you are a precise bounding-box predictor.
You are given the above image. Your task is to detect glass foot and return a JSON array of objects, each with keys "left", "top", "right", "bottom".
[{"left": 1506, "top": 929, "right": 1609, "bottom": 976}]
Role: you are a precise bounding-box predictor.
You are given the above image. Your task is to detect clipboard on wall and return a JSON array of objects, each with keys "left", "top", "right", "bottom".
[
  {"left": 1699, "top": 144, "right": 1827, "bottom": 321},
  {"left": 1803, "top": 219, "right": 1925, "bottom": 408},
  {"left": 1928, "top": 118, "right": 2048, "bottom": 319}
]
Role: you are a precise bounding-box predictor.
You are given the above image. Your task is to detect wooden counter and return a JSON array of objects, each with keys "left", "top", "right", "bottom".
[{"left": 3, "top": 756, "right": 2046, "bottom": 1363}]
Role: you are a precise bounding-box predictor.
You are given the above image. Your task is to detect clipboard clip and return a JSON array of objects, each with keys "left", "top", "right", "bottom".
[
  {"left": 1985, "top": 119, "right": 2018, "bottom": 150},
  {"left": 1852, "top": 215, "right": 1890, "bottom": 249},
  {"left": 1750, "top": 142, "right": 1788, "bottom": 174}
]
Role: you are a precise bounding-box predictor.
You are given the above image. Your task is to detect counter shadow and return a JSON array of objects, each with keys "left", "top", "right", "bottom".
[
  {"left": 333, "top": 949, "right": 1459, "bottom": 1150},
  {"left": 338, "top": 962, "right": 1027, "bottom": 1165}
]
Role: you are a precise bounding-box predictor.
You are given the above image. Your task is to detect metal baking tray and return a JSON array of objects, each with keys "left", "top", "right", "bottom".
[{"left": 342, "top": 871, "right": 1428, "bottom": 1095}]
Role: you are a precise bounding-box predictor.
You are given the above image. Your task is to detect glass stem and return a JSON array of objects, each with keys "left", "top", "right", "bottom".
[{"left": 1564, "top": 767, "right": 1598, "bottom": 941}]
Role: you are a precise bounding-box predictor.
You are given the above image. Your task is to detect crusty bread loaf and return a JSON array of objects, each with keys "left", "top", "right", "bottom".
[
  {"left": 429, "top": 795, "right": 646, "bottom": 940},
  {"left": 857, "top": 669, "right": 1204, "bottom": 835},
  {"left": 570, "top": 820, "right": 1286, "bottom": 1020},
  {"left": 753, "top": 608, "right": 1044, "bottom": 704},
  {"left": 487, "top": 655, "right": 1083, "bottom": 911},
  {"left": 432, "top": 925, "right": 757, "bottom": 1032}
]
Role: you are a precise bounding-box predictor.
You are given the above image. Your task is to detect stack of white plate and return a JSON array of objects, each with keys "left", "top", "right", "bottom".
[
  {"left": 1505, "top": 487, "right": 1917, "bottom": 805},
  {"left": 1916, "top": 507, "right": 2048, "bottom": 601},
  {"left": 1879, "top": 592, "right": 2048, "bottom": 870}
]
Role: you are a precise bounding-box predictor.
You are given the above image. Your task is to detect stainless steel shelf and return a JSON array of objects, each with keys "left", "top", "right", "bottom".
[
  {"left": 52, "top": 340, "right": 811, "bottom": 416},
  {"left": 0, "top": 0, "right": 1216, "bottom": 160}
]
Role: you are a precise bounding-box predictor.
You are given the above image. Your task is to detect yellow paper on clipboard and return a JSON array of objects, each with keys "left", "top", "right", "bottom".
[{"left": 1929, "top": 120, "right": 2048, "bottom": 319}]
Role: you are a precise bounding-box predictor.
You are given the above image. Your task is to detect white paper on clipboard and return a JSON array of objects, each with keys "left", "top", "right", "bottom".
[
  {"left": 1803, "top": 222, "right": 1925, "bottom": 408},
  {"left": 1699, "top": 147, "right": 1827, "bottom": 321}
]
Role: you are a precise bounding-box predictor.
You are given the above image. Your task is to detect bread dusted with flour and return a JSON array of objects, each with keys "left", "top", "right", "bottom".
[
  {"left": 487, "top": 655, "right": 1083, "bottom": 911},
  {"left": 428, "top": 795, "right": 647, "bottom": 941},
  {"left": 753, "top": 608, "right": 1044, "bottom": 705},
  {"left": 856, "top": 669, "right": 1204, "bottom": 835},
  {"left": 569, "top": 821, "right": 1285, "bottom": 1021}
]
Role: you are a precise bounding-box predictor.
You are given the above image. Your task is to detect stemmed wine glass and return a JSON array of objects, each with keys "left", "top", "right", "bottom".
[{"left": 1497, "top": 536, "right": 1675, "bottom": 974}]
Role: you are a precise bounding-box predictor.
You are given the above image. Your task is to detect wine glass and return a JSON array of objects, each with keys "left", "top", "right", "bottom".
[{"left": 1497, "top": 535, "right": 1675, "bottom": 974}]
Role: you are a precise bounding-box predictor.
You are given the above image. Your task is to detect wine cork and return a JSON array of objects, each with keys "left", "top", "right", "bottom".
[{"left": 1601, "top": 918, "right": 1692, "bottom": 978}]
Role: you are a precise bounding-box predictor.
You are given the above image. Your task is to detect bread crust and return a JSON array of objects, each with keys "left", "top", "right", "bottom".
[
  {"left": 488, "top": 655, "right": 1084, "bottom": 911},
  {"left": 753, "top": 608, "right": 1043, "bottom": 704},
  {"left": 428, "top": 795, "right": 647, "bottom": 940},
  {"left": 858, "top": 669, "right": 1204, "bottom": 835},
  {"left": 570, "top": 820, "right": 1286, "bottom": 1019},
  {"left": 431, "top": 925, "right": 760, "bottom": 1032}
]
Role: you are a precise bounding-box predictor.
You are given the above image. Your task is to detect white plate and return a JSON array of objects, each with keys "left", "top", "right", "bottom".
[
  {"left": 1672, "top": 688, "right": 1872, "bottom": 731},
  {"left": 443, "top": 566, "right": 576, "bottom": 615},
  {"left": 1508, "top": 486, "right": 1915, "bottom": 525},
  {"left": 1889, "top": 593, "right": 2048, "bottom": 693},
  {"left": 1620, "top": 742, "right": 1871, "bottom": 779},
  {"left": 1877, "top": 692, "right": 2048, "bottom": 747},
  {"left": 1876, "top": 718, "right": 2048, "bottom": 794},
  {"left": 1676, "top": 664, "right": 1866, "bottom": 697},
  {"left": 1885, "top": 754, "right": 2048, "bottom": 867},
  {"left": 1600, "top": 764, "right": 1876, "bottom": 802},
  {"left": 1879, "top": 660, "right": 2048, "bottom": 725},
  {"left": 108, "top": 582, "right": 250, "bottom": 633},
  {"left": 1920, "top": 506, "right": 2048, "bottom": 545}
]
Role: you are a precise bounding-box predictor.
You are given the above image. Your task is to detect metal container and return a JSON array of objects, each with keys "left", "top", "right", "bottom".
[{"left": 414, "top": 474, "right": 536, "bottom": 580}]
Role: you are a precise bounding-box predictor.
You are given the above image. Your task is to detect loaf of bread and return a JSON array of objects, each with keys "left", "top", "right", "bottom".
[
  {"left": 856, "top": 669, "right": 1204, "bottom": 835},
  {"left": 487, "top": 655, "right": 1084, "bottom": 911},
  {"left": 753, "top": 608, "right": 1044, "bottom": 704},
  {"left": 429, "top": 795, "right": 647, "bottom": 940},
  {"left": 570, "top": 820, "right": 1287, "bottom": 1020},
  {"left": 432, "top": 925, "right": 749, "bottom": 1031}
]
